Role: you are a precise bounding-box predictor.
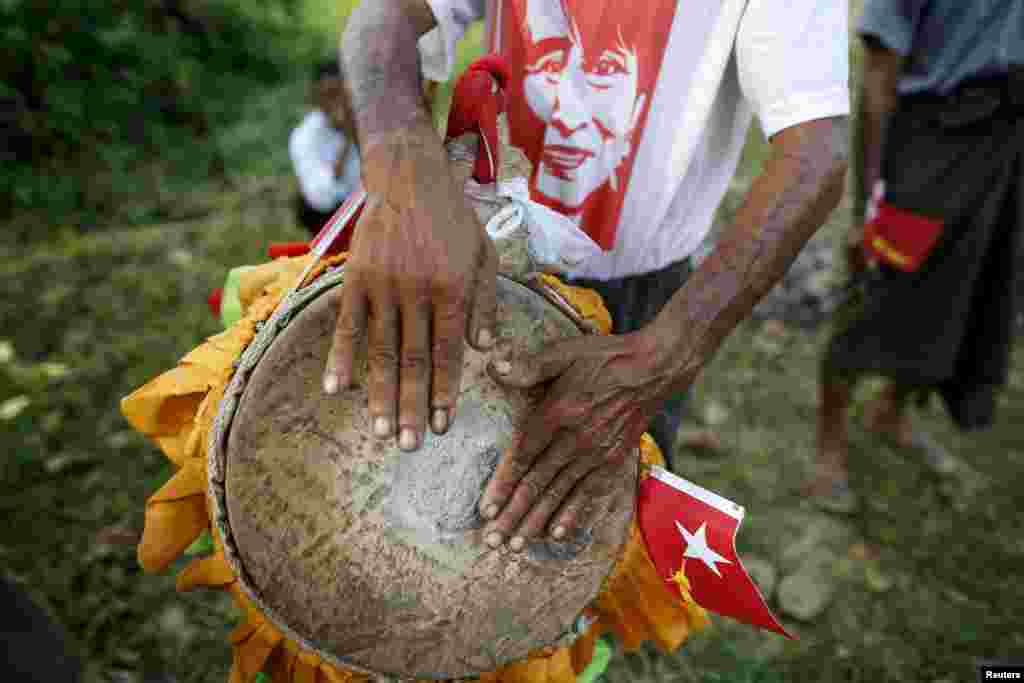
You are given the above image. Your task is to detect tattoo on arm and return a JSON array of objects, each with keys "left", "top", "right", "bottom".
[
  {"left": 340, "top": 0, "right": 438, "bottom": 150},
  {"left": 653, "top": 117, "right": 850, "bottom": 381}
]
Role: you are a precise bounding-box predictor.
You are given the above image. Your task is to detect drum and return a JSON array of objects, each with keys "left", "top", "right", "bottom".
[
  {"left": 207, "top": 270, "right": 636, "bottom": 679},
  {"left": 205, "top": 123, "right": 636, "bottom": 679}
]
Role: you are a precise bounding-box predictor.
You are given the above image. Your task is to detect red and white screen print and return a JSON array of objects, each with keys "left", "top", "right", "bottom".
[{"left": 489, "top": 0, "right": 680, "bottom": 250}]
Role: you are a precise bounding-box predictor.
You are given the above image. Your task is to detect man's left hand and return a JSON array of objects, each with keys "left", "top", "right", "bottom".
[{"left": 478, "top": 329, "right": 692, "bottom": 550}]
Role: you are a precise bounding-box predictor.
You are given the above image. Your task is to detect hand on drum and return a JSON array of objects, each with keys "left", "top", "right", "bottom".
[
  {"left": 478, "top": 331, "right": 690, "bottom": 550},
  {"left": 323, "top": 126, "right": 499, "bottom": 451}
]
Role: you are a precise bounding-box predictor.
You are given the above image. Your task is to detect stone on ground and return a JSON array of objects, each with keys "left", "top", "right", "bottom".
[
  {"left": 777, "top": 548, "right": 838, "bottom": 622},
  {"left": 777, "top": 511, "right": 853, "bottom": 574}
]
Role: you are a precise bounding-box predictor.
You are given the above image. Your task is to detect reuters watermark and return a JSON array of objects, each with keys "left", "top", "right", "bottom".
[{"left": 977, "top": 660, "right": 1024, "bottom": 682}]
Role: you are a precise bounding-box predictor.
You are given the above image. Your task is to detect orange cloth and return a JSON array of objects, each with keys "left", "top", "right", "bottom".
[
  {"left": 539, "top": 274, "right": 613, "bottom": 335},
  {"left": 120, "top": 255, "right": 706, "bottom": 683}
]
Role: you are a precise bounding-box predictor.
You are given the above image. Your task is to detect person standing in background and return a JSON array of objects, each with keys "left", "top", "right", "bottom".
[
  {"left": 289, "top": 59, "right": 362, "bottom": 236},
  {"left": 810, "top": 0, "right": 1024, "bottom": 513}
]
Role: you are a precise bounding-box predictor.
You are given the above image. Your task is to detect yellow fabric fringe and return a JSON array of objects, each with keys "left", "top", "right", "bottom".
[
  {"left": 121, "top": 255, "right": 707, "bottom": 683},
  {"left": 538, "top": 274, "right": 613, "bottom": 334}
]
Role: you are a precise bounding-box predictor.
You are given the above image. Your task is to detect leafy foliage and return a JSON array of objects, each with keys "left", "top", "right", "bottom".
[{"left": 0, "top": 0, "right": 324, "bottom": 225}]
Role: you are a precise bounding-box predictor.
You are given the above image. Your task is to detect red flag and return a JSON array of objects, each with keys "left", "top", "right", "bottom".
[
  {"left": 863, "top": 198, "right": 944, "bottom": 272},
  {"left": 207, "top": 288, "right": 223, "bottom": 319},
  {"left": 637, "top": 465, "right": 793, "bottom": 639},
  {"left": 309, "top": 191, "right": 366, "bottom": 257}
]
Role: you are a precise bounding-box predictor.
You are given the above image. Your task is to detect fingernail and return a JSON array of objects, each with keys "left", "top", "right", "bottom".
[
  {"left": 485, "top": 531, "right": 503, "bottom": 549},
  {"left": 552, "top": 525, "right": 567, "bottom": 540},
  {"left": 373, "top": 416, "right": 391, "bottom": 438},
  {"left": 494, "top": 360, "right": 511, "bottom": 375},
  {"left": 432, "top": 408, "right": 448, "bottom": 434},
  {"left": 323, "top": 374, "right": 338, "bottom": 395},
  {"left": 482, "top": 503, "right": 500, "bottom": 520},
  {"left": 478, "top": 328, "right": 494, "bottom": 348},
  {"left": 399, "top": 428, "right": 418, "bottom": 451},
  {"left": 509, "top": 536, "right": 525, "bottom": 552}
]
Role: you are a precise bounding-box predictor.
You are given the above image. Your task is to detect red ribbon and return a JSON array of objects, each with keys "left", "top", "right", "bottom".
[{"left": 445, "top": 54, "right": 511, "bottom": 185}]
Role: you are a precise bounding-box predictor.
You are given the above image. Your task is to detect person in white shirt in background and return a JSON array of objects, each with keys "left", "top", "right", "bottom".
[{"left": 289, "top": 60, "right": 362, "bottom": 236}]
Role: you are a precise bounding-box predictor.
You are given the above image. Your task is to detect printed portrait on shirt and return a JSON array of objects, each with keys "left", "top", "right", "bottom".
[{"left": 498, "top": 0, "right": 679, "bottom": 250}]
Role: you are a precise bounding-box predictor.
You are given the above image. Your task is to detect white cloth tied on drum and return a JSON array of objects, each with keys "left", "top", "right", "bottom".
[{"left": 464, "top": 175, "right": 606, "bottom": 275}]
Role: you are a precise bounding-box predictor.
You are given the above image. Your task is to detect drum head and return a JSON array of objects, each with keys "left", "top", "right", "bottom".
[{"left": 215, "top": 274, "right": 636, "bottom": 679}]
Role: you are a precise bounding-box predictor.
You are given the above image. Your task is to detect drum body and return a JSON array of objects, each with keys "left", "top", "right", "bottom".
[{"left": 208, "top": 269, "right": 636, "bottom": 679}]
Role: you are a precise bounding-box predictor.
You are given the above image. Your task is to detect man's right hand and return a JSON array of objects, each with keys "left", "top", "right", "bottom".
[{"left": 323, "top": 121, "right": 498, "bottom": 452}]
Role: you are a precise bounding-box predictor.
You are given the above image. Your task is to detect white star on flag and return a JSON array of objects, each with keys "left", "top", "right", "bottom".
[{"left": 676, "top": 520, "right": 732, "bottom": 577}]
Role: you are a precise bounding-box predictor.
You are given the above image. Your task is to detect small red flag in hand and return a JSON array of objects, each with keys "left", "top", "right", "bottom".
[{"left": 637, "top": 465, "right": 793, "bottom": 639}]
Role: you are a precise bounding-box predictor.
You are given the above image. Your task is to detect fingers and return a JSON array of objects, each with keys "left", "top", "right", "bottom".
[
  {"left": 397, "top": 279, "right": 432, "bottom": 451},
  {"left": 549, "top": 462, "right": 625, "bottom": 538},
  {"left": 327, "top": 246, "right": 485, "bottom": 444},
  {"left": 325, "top": 276, "right": 368, "bottom": 394},
  {"left": 467, "top": 236, "right": 498, "bottom": 352},
  {"left": 479, "top": 432, "right": 546, "bottom": 526},
  {"left": 478, "top": 405, "right": 562, "bottom": 523},
  {"left": 365, "top": 289, "right": 401, "bottom": 441},
  {"left": 483, "top": 452, "right": 616, "bottom": 552},
  {"left": 335, "top": 271, "right": 467, "bottom": 447},
  {"left": 430, "top": 235, "right": 495, "bottom": 435},
  {"left": 326, "top": 267, "right": 436, "bottom": 448},
  {"left": 483, "top": 431, "right": 580, "bottom": 544},
  {"left": 430, "top": 278, "right": 469, "bottom": 436},
  {"left": 479, "top": 366, "right": 594, "bottom": 525},
  {"left": 510, "top": 440, "right": 598, "bottom": 542},
  {"left": 482, "top": 421, "right": 642, "bottom": 550}
]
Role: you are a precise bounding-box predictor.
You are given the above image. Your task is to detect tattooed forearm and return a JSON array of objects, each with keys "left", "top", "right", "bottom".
[
  {"left": 649, "top": 116, "right": 850, "bottom": 381},
  {"left": 339, "top": 0, "right": 438, "bottom": 151}
]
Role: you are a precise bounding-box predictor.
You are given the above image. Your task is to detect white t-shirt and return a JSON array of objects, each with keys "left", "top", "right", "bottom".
[
  {"left": 419, "top": 0, "right": 849, "bottom": 280},
  {"left": 289, "top": 110, "right": 362, "bottom": 213}
]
